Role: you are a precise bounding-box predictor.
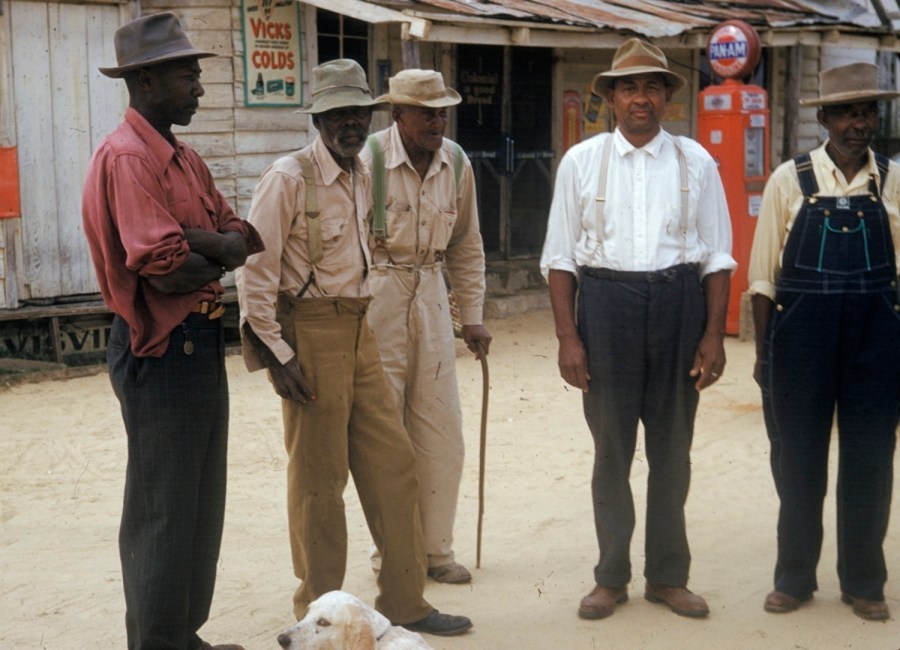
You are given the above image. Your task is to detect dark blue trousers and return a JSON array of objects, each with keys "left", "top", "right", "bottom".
[
  {"left": 107, "top": 314, "right": 229, "bottom": 650},
  {"left": 578, "top": 268, "right": 705, "bottom": 588},
  {"left": 761, "top": 290, "right": 900, "bottom": 601}
]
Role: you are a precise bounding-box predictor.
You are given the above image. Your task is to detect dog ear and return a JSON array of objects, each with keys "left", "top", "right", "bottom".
[{"left": 343, "top": 602, "right": 378, "bottom": 650}]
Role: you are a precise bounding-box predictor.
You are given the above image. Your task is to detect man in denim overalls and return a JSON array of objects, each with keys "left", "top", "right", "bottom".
[{"left": 748, "top": 62, "right": 900, "bottom": 621}]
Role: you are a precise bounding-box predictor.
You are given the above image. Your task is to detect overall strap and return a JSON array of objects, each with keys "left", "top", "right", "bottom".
[
  {"left": 793, "top": 153, "right": 818, "bottom": 197},
  {"left": 290, "top": 151, "right": 321, "bottom": 296},
  {"left": 872, "top": 151, "right": 890, "bottom": 196},
  {"left": 452, "top": 141, "right": 465, "bottom": 190},
  {"left": 367, "top": 135, "right": 387, "bottom": 242}
]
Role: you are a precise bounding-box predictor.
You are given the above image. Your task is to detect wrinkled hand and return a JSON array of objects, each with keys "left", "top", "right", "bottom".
[
  {"left": 462, "top": 324, "right": 492, "bottom": 360},
  {"left": 269, "top": 357, "right": 316, "bottom": 404},
  {"left": 689, "top": 331, "right": 726, "bottom": 391},
  {"left": 558, "top": 334, "right": 590, "bottom": 392}
]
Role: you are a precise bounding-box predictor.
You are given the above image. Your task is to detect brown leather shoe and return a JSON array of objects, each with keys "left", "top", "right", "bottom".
[
  {"left": 841, "top": 594, "right": 890, "bottom": 621},
  {"left": 644, "top": 582, "right": 709, "bottom": 618},
  {"left": 578, "top": 585, "right": 628, "bottom": 619},
  {"left": 764, "top": 590, "right": 811, "bottom": 613}
]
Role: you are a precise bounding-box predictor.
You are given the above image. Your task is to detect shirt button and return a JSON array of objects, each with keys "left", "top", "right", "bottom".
[{"left": 776, "top": 304, "right": 784, "bottom": 312}]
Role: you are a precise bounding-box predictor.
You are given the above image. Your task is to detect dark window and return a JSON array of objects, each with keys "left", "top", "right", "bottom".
[{"left": 316, "top": 9, "right": 369, "bottom": 70}]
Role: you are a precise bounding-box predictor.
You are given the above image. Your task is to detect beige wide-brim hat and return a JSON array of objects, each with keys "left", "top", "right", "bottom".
[
  {"left": 99, "top": 12, "right": 215, "bottom": 78},
  {"left": 375, "top": 69, "right": 462, "bottom": 107},
  {"left": 800, "top": 62, "right": 900, "bottom": 106},
  {"left": 297, "top": 59, "right": 390, "bottom": 114},
  {"left": 592, "top": 37, "right": 687, "bottom": 96}
]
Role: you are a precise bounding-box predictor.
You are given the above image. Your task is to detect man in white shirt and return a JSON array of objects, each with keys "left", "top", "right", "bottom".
[{"left": 540, "top": 38, "right": 735, "bottom": 620}]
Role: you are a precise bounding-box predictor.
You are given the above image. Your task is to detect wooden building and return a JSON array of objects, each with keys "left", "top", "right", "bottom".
[{"left": 1, "top": 0, "right": 899, "bottom": 363}]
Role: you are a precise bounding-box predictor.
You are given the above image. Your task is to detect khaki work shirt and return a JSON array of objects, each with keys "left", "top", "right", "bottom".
[
  {"left": 237, "top": 136, "right": 372, "bottom": 369},
  {"left": 360, "top": 124, "right": 486, "bottom": 325}
]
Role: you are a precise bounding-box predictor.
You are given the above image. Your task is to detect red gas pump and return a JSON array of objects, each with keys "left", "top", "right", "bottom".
[{"left": 698, "top": 20, "right": 768, "bottom": 336}]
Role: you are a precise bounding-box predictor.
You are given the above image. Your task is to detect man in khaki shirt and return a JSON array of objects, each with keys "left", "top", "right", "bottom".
[
  {"left": 235, "top": 59, "right": 472, "bottom": 637},
  {"left": 360, "top": 69, "right": 491, "bottom": 584}
]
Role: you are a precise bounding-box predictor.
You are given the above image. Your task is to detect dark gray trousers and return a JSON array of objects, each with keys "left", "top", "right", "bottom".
[
  {"left": 577, "top": 268, "right": 705, "bottom": 588},
  {"left": 107, "top": 314, "right": 229, "bottom": 650}
]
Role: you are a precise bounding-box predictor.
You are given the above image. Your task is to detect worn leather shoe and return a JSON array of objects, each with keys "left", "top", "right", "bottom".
[
  {"left": 841, "top": 594, "right": 890, "bottom": 621},
  {"left": 764, "top": 590, "right": 811, "bottom": 613},
  {"left": 402, "top": 609, "right": 473, "bottom": 636},
  {"left": 578, "top": 585, "right": 628, "bottom": 619},
  {"left": 427, "top": 561, "right": 472, "bottom": 584},
  {"left": 645, "top": 582, "right": 709, "bottom": 618}
]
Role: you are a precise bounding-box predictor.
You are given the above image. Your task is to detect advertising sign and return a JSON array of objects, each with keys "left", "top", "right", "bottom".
[
  {"left": 241, "top": 0, "right": 302, "bottom": 107},
  {"left": 706, "top": 20, "right": 761, "bottom": 80}
]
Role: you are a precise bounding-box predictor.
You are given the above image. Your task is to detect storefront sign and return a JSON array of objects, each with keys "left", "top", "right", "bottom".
[{"left": 241, "top": 0, "right": 302, "bottom": 107}]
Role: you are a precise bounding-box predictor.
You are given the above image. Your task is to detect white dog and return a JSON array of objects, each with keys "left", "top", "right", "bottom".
[{"left": 276, "top": 590, "right": 433, "bottom": 650}]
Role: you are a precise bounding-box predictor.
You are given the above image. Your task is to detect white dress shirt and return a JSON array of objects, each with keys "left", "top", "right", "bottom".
[{"left": 540, "top": 128, "right": 736, "bottom": 279}]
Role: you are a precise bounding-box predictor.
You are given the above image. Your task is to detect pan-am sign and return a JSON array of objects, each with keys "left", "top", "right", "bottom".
[{"left": 707, "top": 20, "right": 761, "bottom": 80}]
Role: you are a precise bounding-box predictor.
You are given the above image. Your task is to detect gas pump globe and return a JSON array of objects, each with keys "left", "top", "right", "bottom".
[{"left": 698, "top": 20, "right": 769, "bottom": 335}]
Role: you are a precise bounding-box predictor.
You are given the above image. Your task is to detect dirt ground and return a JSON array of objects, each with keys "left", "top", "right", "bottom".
[{"left": 1, "top": 307, "right": 898, "bottom": 649}]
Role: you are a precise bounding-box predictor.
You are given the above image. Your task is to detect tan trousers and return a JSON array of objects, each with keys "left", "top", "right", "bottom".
[
  {"left": 367, "top": 265, "right": 465, "bottom": 567},
  {"left": 276, "top": 296, "right": 431, "bottom": 624}
]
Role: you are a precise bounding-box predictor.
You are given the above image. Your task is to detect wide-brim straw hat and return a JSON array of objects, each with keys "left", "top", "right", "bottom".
[
  {"left": 592, "top": 37, "right": 687, "bottom": 95},
  {"left": 296, "top": 59, "right": 389, "bottom": 114},
  {"left": 375, "top": 69, "right": 462, "bottom": 107},
  {"left": 99, "top": 12, "right": 215, "bottom": 78},
  {"left": 800, "top": 62, "right": 900, "bottom": 107}
]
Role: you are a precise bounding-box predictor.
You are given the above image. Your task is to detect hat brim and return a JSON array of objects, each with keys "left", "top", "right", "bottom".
[
  {"left": 592, "top": 67, "right": 687, "bottom": 96},
  {"left": 100, "top": 49, "right": 216, "bottom": 78},
  {"left": 374, "top": 88, "right": 462, "bottom": 108},
  {"left": 800, "top": 89, "right": 900, "bottom": 106},
  {"left": 296, "top": 88, "right": 391, "bottom": 114}
]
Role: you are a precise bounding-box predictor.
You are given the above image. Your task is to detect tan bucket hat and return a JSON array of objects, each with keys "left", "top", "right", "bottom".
[
  {"left": 375, "top": 69, "right": 462, "bottom": 107},
  {"left": 800, "top": 62, "right": 900, "bottom": 107},
  {"left": 99, "top": 12, "right": 215, "bottom": 78},
  {"left": 592, "top": 37, "right": 687, "bottom": 95},
  {"left": 297, "top": 59, "right": 389, "bottom": 114}
]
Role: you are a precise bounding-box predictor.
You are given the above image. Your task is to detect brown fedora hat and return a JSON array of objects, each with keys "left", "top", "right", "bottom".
[
  {"left": 100, "top": 12, "right": 215, "bottom": 78},
  {"left": 800, "top": 62, "right": 900, "bottom": 107},
  {"left": 297, "top": 59, "right": 389, "bottom": 114},
  {"left": 592, "top": 37, "right": 687, "bottom": 95},
  {"left": 375, "top": 69, "right": 462, "bottom": 108}
]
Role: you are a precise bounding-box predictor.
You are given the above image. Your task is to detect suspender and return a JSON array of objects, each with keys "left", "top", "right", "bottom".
[
  {"left": 794, "top": 151, "right": 890, "bottom": 197},
  {"left": 595, "top": 134, "right": 690, "bottom": 262},
  {"left": 291, "top": 150, "right": 321, "bottom": 296},
  {"left": 366, "top": 134, "right": 465, "bottom": 243}
]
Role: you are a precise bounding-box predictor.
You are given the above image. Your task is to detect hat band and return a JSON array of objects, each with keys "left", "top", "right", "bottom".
[
  {"left": 312, "top": 82, "right": 371, "bottom": 97},
  {"left": 393, "top": 88, "right": 451, "bottom": 101},
  {"left": 614, "top": 55, "right": 667, "bottom": 71}
]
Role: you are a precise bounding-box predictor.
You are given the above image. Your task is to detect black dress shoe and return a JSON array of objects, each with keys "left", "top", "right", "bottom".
[{"left": 402, "top": 609, "right": 473, "bottom": 636}]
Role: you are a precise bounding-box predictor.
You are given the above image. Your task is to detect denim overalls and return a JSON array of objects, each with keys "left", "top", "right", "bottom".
[{"left": 762, "top": 152, "right": 900, "bottom": 602}]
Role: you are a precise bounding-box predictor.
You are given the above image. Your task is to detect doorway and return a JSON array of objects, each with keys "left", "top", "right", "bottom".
[{"left": 455, "top": 45, "right": 553, "bottom": 259}]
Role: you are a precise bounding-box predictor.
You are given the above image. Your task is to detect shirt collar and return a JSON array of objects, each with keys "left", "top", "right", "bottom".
[
  {"left": 814, "top": 140, "right": 878, "bottom": 182},
  {"left": 612, "top": 127, "right": 668, "bottom": 159},
  {"left": 124, "top": 107, "right": 179, "bottom": 167},
  {"left": 312, "top": 135, "right": 359, "bottom": 185}
]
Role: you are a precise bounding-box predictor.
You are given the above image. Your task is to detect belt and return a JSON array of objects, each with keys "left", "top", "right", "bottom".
[
  {"left": 580, "top": 263, "right": 699, "bottom": 283},
  {"left": 191, "top": 300, "right": 225, "bottom": 319}
]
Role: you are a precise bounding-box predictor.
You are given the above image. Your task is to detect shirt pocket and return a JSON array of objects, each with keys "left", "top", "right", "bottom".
[
  {"left": 429, "top": 209, "right": 458, "bottom": 253},
  {"left": 384, "top": 208, "right": 417, "bottom": 256}
]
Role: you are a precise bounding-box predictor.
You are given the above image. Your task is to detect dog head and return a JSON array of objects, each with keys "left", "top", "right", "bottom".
[{"left": 277, "top": 590, "right": 391, "bottom": 650}]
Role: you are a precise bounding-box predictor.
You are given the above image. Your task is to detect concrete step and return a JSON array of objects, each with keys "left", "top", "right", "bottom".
[{"left": 484, "top": 288, "right": 550, "bottom": 319}]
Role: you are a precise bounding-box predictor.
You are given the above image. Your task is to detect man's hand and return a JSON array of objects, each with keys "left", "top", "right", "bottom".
[
  {"left": 462, "top": 324, "right": 492, "bottom": 359},
  {"left": 183, "top": 228, "right": 248, "bottom": 270},
  {"left": 558, "top": 333, "right": 590, "bottom": 392},
  {"left": 689, "top": 331, "right": 726, "bottom": 391},
  {"left": 268, "top": 357, "right": 316, "bottom": 404}
]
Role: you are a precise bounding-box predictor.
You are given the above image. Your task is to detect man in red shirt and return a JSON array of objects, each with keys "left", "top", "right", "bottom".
[{"left": 82, "top": 13, "right": 262, "bottom": 650}]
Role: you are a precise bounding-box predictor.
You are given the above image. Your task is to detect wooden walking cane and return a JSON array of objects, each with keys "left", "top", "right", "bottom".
[{"left": 474, "top": 341, "right": 489, "bottom": 568}]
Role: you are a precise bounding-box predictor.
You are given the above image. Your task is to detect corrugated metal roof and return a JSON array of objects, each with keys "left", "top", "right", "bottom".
[{"left": 369, "top": 0, "right": 894, "bottom": 38}]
